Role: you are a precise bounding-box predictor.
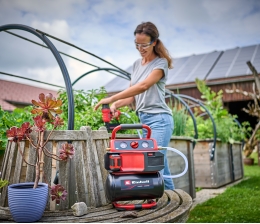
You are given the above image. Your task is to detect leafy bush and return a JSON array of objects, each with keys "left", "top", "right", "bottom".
[
  {"left": 0, "top": 106, "right": 33, "bottom": 150},
  {"left": 192, "top": 79, "right": 251, "bottom": 142},
  {"left": 0, "top": 87, "right": 140, "bottom": 152},
  {"left": 168, "top": 79, "right": 251, "bottom": 142},
  {"left": 57, "top": 87, "right": 139, "bottom": 134}
]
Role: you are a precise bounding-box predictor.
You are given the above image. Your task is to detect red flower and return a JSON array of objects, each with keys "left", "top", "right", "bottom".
[
  {"left": 33, "top": 115, "right": 47, "bottom": 132},
  {"left": 6, "top": 122, "right": 32, "bottom": 142},
  {"left": 52, "top": 116, "right": 64, "bottom": 128},
  {"left": 6, "top": 127, "right": 19, "bottom": 142},
  {"left": 51, "top": 184, "right": 67, "bottom": 205},
  {"left": 16, "top": 127, "right": 25, "bottom": 140},
  {"left": 21, "top": 122, "right": 32, "bottom": 137},
  {"left": 31, "top": 93, "right": 62, "bottom": 121},
  {"left": 59, "top": 143, "right": 75, "bottom": 160}
]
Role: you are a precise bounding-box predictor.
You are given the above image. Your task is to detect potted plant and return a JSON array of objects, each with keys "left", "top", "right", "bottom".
[{"left": 5, "top": 93, "right": 75, "bottom": 222}]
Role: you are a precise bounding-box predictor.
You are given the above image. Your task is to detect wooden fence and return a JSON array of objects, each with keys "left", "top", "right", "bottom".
[{"left": 0, "top": 126, "right": 110, "bottom": 210}]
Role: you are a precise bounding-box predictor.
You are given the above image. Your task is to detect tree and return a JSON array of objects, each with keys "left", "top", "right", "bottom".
[{"left": 225, "top": 61, "right": 260, "bottom": 158}]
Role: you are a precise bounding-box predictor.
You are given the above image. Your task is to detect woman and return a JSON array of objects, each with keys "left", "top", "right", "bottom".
[{"left": 94, "top": 21, "right": 174, "bottom": 190}]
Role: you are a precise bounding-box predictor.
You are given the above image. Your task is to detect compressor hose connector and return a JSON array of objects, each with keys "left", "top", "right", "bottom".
[{"left": 158, "top": 146, "right": 189, "bottom": 179}]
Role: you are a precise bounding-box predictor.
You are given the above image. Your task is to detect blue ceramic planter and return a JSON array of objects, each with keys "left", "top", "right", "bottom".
[{"left": 8, "top": 182, "right": 48, "bottom": 223}]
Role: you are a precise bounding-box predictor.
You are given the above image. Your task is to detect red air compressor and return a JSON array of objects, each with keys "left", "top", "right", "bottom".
[{"left": 102, "top": 105, "right": 165, "bottom": 211}]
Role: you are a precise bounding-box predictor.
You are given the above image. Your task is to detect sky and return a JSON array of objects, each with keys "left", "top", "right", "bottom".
[{"left": 0, "top": 0, "right": 260, "bottom": 92}]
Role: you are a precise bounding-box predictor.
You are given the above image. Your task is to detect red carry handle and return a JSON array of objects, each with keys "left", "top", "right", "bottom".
[
  {"left": 113, "top": 200, "right": 157, "bottom": 211},
  {"left": 111, "top": 124, "right": 151, "bottom": 139}
]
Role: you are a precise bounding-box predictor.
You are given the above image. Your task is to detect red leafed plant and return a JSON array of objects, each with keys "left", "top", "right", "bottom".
[
  {"left": 6, "top": 93, "right": 74, "bottom": 204},
  {"left": 51, "top": 184, "right": 68, "bottom": 205}
]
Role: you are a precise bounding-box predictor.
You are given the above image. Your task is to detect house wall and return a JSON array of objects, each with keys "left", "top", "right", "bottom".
[{"left": 167, "top": 78, "right": 255, "bottom": 103}]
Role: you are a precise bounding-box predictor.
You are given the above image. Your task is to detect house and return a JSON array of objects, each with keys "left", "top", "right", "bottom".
[
  {"left": 104, "top": 44, "right": 260, "bottom": 127},
  {"left": 0, "top": 79, "right": 58, "bottom": 111}
]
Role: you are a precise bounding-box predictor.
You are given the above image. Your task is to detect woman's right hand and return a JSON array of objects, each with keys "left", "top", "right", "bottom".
[{"left": 94, "top": 97, "right": 114, "bottom": 111}]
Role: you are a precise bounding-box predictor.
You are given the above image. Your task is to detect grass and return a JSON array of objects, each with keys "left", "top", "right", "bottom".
[
  {"left": 196, "top": 187, "right": 202, "bottom": 192},
  {"left": 187, "top": 152, "right": 260, "bottom": 223}
]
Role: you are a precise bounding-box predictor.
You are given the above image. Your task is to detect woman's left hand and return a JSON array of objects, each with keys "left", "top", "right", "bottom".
[{"left": 94, "top": 97, "right": 113, "bottom": 110}]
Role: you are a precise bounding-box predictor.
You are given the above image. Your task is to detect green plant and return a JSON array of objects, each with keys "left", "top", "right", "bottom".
[
  {"left": 194, "top": 78, "right": 250, "bottom": 143},
  {"left": 57, "top": 87, "right": 138, "bottom": 134},
  {"left": 0, "top": 179, "right": 8, "bottom": 189},
  {"left": 0, "top": 106, "right": 33, "bottom": 150},
  {"left": 6, "top": 93, "right": 75, "bottom": 204},
  {"left": 169, "top": 100, "right": 190, "bottom": 136},
  {"left": 196, "top": 187, "right": 202, "bottom": 192}
]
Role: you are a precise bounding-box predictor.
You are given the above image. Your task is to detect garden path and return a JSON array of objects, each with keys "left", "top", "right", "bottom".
[{"left": 191, "top": 178, "right": 246, "bottom": 210}]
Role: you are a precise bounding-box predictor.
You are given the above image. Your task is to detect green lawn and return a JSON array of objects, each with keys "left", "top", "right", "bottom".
[{"left": 187, "top": 153, "right": 260, "bottom": 223}]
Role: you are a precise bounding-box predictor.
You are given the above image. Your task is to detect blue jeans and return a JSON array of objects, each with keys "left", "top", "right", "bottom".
[{"left": 138, "top": 112, "right": 175, "bottom": 190}]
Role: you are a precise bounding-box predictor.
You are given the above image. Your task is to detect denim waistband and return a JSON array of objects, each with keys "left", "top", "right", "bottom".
[{"left": 137, "top": 111, "right": 171, "bottom": 116}]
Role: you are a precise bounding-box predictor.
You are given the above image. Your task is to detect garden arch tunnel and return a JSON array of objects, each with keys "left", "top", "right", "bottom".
[{"left": 0, "top": 24, "right": 75, "bottom": 130}]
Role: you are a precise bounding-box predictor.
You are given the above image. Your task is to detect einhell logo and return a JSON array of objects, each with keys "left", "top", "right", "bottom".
[
  {"left": 132, "top": 180, "right": 150, "bottom": 184},
  {"left": 124, "top": 180, "right": 131, "bottom": 185},
  {"left": 124, "top": 180, "right": 150, "bottom": 185}
]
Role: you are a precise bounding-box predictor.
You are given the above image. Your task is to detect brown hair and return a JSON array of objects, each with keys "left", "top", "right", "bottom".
[{"left": 134, "top": 22, "right": 173, "bottom": 69}]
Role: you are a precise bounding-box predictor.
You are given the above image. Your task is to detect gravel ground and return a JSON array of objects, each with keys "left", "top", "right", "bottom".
[{"left": 191, "top": 178, "right": 245, "bottom": 210}]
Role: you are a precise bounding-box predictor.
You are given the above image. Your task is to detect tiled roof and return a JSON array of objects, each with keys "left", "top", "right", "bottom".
[
  {"left": 104, "top": 44, "right": 260, "bottom": 92},
  {"left": 0, "top": 79, "right": 58, "bottom": 111}
]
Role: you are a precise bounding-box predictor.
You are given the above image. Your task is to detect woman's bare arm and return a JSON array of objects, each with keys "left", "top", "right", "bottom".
[{"left": 94, "top": 69, "right": 163, "bottom": 110}]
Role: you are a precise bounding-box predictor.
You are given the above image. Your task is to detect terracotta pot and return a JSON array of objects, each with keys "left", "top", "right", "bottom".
[{"left": 243, "top": 157, "right": 254, "bottom": 166}]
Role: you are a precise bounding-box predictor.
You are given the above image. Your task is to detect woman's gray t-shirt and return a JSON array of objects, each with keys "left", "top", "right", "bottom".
[{"left": 131, "top": 57, "right": 172, "bottom": 115}]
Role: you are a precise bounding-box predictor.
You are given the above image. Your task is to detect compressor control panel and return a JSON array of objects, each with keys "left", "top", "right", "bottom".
[{"left": 110, "top": 139, "right": 157, "bottom": 151}]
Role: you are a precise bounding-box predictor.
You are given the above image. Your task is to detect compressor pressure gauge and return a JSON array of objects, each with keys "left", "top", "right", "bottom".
[
  {"left": 119, "top": 142, "right": 127, "bottom": 149},
  {"left": 141, "top": 141, "right": 149, "bottom": 148}
]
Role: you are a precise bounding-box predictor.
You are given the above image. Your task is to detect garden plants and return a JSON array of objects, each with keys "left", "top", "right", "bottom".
[
  {"left": 192, "top": 78, "right": 250, "bottom": 143},
  {"left": 58, "top": 87, "right": 139, "bottom": 133},
  {"left": 0, "top": 106, "right": 33, "bottom": 151}
]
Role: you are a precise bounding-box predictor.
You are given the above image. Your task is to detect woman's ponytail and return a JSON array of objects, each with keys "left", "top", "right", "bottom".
[{"left": 154, "top": 39, "right": 173, "bottom": 69}]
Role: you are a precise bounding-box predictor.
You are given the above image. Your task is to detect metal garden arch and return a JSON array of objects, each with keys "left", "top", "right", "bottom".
[
  {"left": 72, "top": 68, "right": 130, "bottom": 86},
  {"left": 0, "top": 24, "right": 75, "bottom": 130}
]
